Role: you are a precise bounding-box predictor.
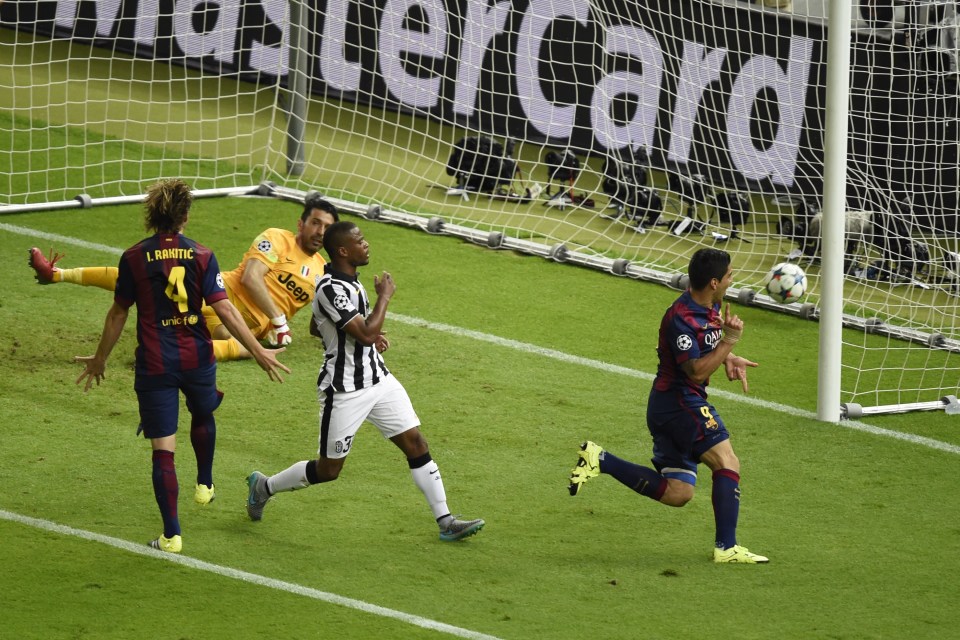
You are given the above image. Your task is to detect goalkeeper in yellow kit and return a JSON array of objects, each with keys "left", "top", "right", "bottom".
[{"left": 29, "top": 198, "right": 339, "bottom": 362}]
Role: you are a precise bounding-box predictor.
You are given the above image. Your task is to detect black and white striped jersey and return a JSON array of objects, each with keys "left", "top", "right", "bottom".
[{"left": 312, "top": 266, "right": 390, "bottom": 392}]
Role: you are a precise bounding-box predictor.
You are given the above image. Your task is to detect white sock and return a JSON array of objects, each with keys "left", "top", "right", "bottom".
[
  {"left": 410, "top": 459, "right": 450, "bottom": 521},
  {"left": 267, "top": 461, "right": 311, "bottom": 493}
]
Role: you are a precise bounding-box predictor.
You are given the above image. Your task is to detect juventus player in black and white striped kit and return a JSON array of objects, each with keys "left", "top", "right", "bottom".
[
  {"left": 245, "top": 221, "right": 484, "bottom": 541},
  {"left": 312, "top": 249, "right": 388, "bottom": 393}
]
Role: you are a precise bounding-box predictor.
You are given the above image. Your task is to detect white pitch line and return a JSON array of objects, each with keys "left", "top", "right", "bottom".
[
  {"left": 1, "top": 222, "right": 124, "bottom": 256},
  {"left": 387, "top": 320, "right": 960, "bottom": 457},
  {"left": 5, "top": 222, "right": 959, "bottom": 457},
  {"left": 0, "top": 509, "right": 502, "bottom": 640}
]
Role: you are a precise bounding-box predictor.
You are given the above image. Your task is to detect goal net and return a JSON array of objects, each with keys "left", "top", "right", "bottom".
[{"left": 1, "top": 0, "right": 958, "bottom": 416}]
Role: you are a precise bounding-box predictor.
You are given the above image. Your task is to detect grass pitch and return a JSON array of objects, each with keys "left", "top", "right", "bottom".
[{"left": 2, "top": 197, "right": 960, "bottom": 639}]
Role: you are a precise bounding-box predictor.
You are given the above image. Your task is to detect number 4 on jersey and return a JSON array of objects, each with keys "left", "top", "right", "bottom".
[{"left": 165, "top": 266, "right": 188, "bottom": 312}]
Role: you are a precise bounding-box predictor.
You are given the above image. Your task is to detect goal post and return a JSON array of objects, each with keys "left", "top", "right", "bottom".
[
  {"left": 1, "top": 0, "right": 958, "bottom": 419},
  {"left": 286, "top": 0, "right": 309, "bottom": 176},
  {"left": 818, "top": 0, "right": 854, "bottom": 423}
]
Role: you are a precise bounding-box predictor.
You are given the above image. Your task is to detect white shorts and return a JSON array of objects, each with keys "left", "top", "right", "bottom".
[{"left": 317, "top": 374, "right": 420, "bottom": 459}]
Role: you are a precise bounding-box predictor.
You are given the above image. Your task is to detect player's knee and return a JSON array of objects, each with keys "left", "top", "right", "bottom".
[
  {"left": 723, "top": 453, "right": 741, "bottom": 474},
  {"left": 312, "top": 458, "right": 343, "bottom": 483},
  {"left": 665, "top": 494, "right": 693, "bottom": 507},
  {"left": 392, "top": 428, "right": 428, "bottom": 458},
  {"left": 409, "top": 428, "right": 428, "bottom": 449},
  {"left": 700, "top": 443, "right": 740, "bottom": 473},
  {"left": 319, "top": 469, "right": 341, "bottom": 482},
  {"left": 661, "top": 481, "right": 695, "bottom": 507}
]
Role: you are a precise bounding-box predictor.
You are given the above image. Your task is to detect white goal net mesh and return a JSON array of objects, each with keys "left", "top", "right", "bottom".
[{"left": 1, "top": 0, "right": 958, "bottom": 412}]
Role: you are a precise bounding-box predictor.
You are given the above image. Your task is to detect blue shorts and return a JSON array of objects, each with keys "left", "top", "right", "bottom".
[
  {"left": 134, "top": 364, "right": 222, "bottom": 439},
  {"left": 646, "top": 391, "right": 729, "bottom": 486}
]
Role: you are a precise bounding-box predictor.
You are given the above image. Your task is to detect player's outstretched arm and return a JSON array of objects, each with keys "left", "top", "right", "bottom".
[
  {"left": 210, "top": 299, "right": 290, "bottom": 382},
  {"left": 75, "top": 302, "right": 129, "bottom": 392},
  {"left": 240, "top": 258, "right": 292, "bottom": 346}
]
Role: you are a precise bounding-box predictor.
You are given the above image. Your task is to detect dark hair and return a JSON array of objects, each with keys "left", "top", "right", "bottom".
[
  {"left": 322, "top": 221, "right": 358, "bottom": 257},
  {"left": 302, "top": 194, "right": 339, "bottom": 223},
  {"left": 144, "top": 179, "right": 192, "bottom": 234},
  {"left": 688, "top": 248, "right": 731, "bottom": 290}
]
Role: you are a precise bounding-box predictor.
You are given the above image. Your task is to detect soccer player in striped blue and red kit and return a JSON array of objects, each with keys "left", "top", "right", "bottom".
[
  {"left": 75, "top": 178, "right": 289, "bottom": 554},
  {"left": 569, "top": 248, "right": 768, "bottom": 563}
]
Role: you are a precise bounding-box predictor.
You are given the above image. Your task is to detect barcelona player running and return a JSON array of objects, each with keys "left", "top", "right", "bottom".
[
  {"left": 569, "top": 248, "right": 768, "bottom": 563},
  {"left": 75, "top": 179, "right": 289, "bottom": 553}
]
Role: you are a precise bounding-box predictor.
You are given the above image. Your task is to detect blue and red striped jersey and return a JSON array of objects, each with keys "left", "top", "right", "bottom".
[
  {"left": 651, "top": 290, "right": 723, "bottom": 402},
  {"left": 114, "top": 233, "right": 228, "bottom": 375}
]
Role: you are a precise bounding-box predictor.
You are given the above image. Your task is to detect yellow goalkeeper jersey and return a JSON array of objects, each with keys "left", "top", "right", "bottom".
[{"left": 221, "top": 228, "right": 326, "bottom": 337}]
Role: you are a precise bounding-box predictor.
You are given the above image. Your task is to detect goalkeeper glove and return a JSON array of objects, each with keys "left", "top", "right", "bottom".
[{"left": 268, "top": 314, "right": 293, "bottom": 346}]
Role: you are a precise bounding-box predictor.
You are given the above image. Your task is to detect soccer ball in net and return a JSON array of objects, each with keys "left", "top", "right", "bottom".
[{"left": 763, "top": 262, "right": 808, "bottom": 304}]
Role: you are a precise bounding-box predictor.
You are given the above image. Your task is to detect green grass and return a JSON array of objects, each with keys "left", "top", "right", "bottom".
[
  {"left": 2, "top": 27, "right": 960, "bottom": 636},
  {"left": 3, "top": 198, "right": 960, "bottom": 639},
  {"left": 0, "top": 109, "right": 248, "bottom": 200}
]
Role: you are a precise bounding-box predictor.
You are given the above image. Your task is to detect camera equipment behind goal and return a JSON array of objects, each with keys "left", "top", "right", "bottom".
[
  {"left": 543, "top": 149, "right": 594, "bottom": 208},
  {"left": 600, "top": 147, "right": 661, "bottom": 228},
  {"left": 445, "top": 136, "right": 518, "bottom": 193}
]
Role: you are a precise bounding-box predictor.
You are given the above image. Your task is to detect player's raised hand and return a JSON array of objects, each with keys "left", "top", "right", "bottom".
[
  {"left": 722, "top": 303, "right": 744, "bottom": 331},
  {"left": 721, "top": 303, "right": 744, "bottom": 345},
  {"left": 374, "top": 271, "right": 396, "bottom": 300}
]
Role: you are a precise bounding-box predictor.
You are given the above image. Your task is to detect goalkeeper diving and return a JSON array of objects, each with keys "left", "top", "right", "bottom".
[{"left": 29, "top": 197, "right": 339, "bottom": 362}]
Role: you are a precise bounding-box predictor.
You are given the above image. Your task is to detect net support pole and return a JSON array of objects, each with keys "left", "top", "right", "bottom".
[
  {"left": 286, "top": 0, "right": 309, "bottom": 176},
  {"left": 817, "top": 0, "right": 852, "bottom": 422}
]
